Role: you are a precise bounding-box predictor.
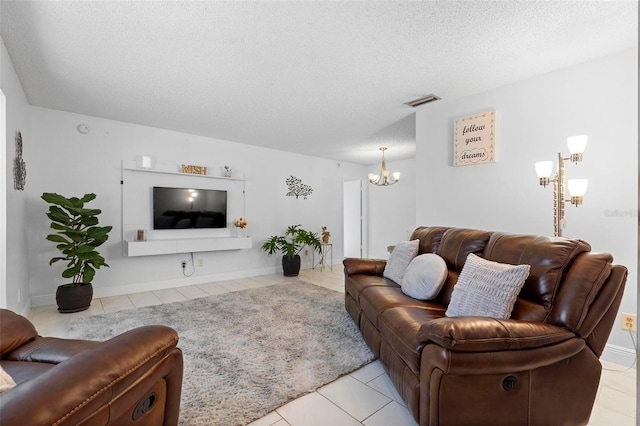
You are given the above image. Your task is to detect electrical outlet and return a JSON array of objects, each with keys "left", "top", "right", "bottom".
[
  {"left": 198, "top": 259, "right": 204, "bottom": 267},
  {"left": 181, "top": 261, "right": 186, "bottom": 269},
  {"left": 620, "top": 313, "right": 637, "bottom": 332}
]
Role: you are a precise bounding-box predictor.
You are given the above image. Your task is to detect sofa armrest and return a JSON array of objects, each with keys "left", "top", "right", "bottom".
[
  {"left": 343, "top": 258, "right": 387, "bottom": 277},
  {"left": 0, "top": 325, "right": 182, "bottom": 426},
  {"left": 417, "top": 317, "right": 575, "bottom": 352}
]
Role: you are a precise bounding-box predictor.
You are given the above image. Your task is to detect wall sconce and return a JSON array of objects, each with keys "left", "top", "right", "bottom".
[
  {"left": 535, "top": 135, "right": 588, "bottom": 237},
  {"left": 368, "top": 147, "right": 400, "bottom": 186}
]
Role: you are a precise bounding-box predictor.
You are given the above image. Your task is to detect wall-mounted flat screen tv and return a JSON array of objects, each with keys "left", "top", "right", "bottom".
[{"left": 153, "top": 186, "right": 227, "bottom": 229}]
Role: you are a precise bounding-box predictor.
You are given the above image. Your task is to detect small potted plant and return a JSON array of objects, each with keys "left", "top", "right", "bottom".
[
  {"left": 321, "top": 226, "right": 330, "bottom": 243},
  {"left": 233, "top": 216, "right": 248, "bottom": 237},
  {"left": 41, "top": 193, "right": 112, "bottom": 313},
  {"left": 261, "top": 224, "right": 321, "bottom": 276}
]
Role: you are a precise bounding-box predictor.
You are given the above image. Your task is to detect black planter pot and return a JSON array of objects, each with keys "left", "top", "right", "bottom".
[
  {"left": 282, "top": 255, "right": 301, "bottom": 277},
  {"left": 56, "top": 283, "right": 93, "bottom": 313}
]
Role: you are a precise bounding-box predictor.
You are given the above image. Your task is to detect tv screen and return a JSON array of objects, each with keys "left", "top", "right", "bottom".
[{"left": 153, "top": 187, "right": 227, "bottom": 229}]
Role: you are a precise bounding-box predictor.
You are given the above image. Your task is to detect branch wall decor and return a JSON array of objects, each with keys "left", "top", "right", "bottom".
[
  {"left": 285, "top": 175, "right": 313, "bottom": 199},
  {"left": 13, "top": 130, "right": 26, "bottom": 190}
]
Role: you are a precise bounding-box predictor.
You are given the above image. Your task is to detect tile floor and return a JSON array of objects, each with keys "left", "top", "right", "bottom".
[{"left": 28, "top": 268, "right": 636, "bottom": 426}]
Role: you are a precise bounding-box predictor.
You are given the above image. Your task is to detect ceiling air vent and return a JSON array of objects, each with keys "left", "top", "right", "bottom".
[{"left": 404, "top": 94, "right": 441, "bottom": 108}]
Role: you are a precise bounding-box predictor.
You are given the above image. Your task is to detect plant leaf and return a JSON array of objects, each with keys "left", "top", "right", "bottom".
[
  {"left": 46, "top": 234, "right": 69, "bottom": 243},
  {"left": 82, "top": 265, "right": 96, "bottom": 283}
]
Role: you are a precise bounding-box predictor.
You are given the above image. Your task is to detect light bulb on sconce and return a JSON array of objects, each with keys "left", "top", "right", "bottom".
[
  {"left": 568, "top": 179, "right": 588, "bottom": 206},
  {"left": 535, "top": 161, "right": 553, "bottom": 187},
  {"left": 567, "top": 135, "right": 588, "bottom": 163},
  {"left": 535, "top": 135, "right": 589, "bottom": 237}
]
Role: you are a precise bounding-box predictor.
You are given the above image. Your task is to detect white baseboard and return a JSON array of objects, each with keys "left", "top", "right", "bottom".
[
  {"left": 601, "top": 343, "right": 637, "bottom": 368},
  {"left": 30, "top": 266, "right": 281, "bottom": 307},
  {"left": 17, "top": 298, "right": 31, "bottom": 317}
]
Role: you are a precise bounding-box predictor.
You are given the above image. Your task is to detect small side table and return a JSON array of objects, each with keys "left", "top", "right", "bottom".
[{"left": 313, "top": 243, "right": 333, "bottom": 271}]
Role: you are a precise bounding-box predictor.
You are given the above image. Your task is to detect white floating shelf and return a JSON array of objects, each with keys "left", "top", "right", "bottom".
[
  {"left": 124, "top": 237, "right": 252, "bottom": 257},
  {"left": 122, "top": 165, "right": 245, "bottom": 181}
]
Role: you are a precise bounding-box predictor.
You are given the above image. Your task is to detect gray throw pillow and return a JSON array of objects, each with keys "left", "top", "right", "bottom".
[
  {"left": 446, "top": 253, "right": 530, "bottom": 319},
  {"left": 401, "top": 253, "right": 448, "bottom": 300},
  {"left": 383, "top": 239, "right": 420, "bottom": 284}
]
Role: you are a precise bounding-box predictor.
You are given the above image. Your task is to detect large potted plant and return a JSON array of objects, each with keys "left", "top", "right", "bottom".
[
  {"left": 261, "top": 224, "right": 321, "bottom": 276},
  {"left": 42, "top": 193, "right": 112, "bottom": 313}
]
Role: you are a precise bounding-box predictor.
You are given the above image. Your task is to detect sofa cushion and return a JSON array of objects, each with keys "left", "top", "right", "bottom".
[
  {"left": 410, "top": 226, "right": 449, "bottom": 255},
  {"left": 0, "top": 310, "right": 38, "bottom": 357},
  {"left": 483, "top": 233, "right": 590, "bottom": 311},
  {"left": 401, "top": 254, "right": 448, "bottom": 300},
  {"left": 378, "top": 306, "right": 446, "bottom": 374},
  {"left": 0, "top": 360, "right": 54, "bottom": 386},
  {"left": 383, "top": 240, "right": 419, "bottom": 284},
  {"left": 345, "top": 274, "right": 399, "bottom": 303},
  {"left": 360, "top": 286, "right": 432, "bottom": 328},
  {"left": 446, "top": 254, "right": 530, "bottom": 319},
  {"left": 436, "top": 228, "right": 492, "bottom": 271}
]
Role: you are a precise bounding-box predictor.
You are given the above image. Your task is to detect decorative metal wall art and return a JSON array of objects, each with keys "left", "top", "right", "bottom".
[
  {"left": 285, "top": 176, "right": 313, "bottom": 199},
  {"left": 13, "top": 130, "right": 27, "bottom": 190}
]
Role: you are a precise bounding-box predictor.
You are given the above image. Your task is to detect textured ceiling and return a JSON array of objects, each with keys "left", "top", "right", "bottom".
[{"left": 1, "top": 1, "right": 637, "bottom": 164}]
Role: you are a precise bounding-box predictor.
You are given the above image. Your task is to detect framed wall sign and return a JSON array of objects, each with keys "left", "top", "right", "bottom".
[{"left": 453, "top": 110, "right": 496, "bottom": 166}]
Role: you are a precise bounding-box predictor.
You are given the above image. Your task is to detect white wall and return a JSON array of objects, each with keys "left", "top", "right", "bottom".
[
  {"left": 1, "top": 37, "right": 30, "bottom": 314},
  {"left": 415, "top": 48, "right": 638, "bottom": 360},
  {"left": 367, "top": 158, "right": 417, "bottom": 259},
  {"left": 18, "top": 106, "right": 365, "bottom": 305}
]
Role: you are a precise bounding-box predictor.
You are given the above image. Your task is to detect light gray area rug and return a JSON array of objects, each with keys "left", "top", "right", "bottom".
[{"left": 67, "top": 281, "right": 375, "bottom": 426}]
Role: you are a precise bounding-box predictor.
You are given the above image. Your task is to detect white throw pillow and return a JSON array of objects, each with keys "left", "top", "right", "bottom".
[
  {"left": 446, "top": 253, "right": 530, "bottom": 319},
  {"left": 383, "top": 240, "right": 420, "bottom": 284},
  {"left": 0, "top": 365, "right": 16, "bottom": 393},
  {"left": 401, "top": 253, "right": 448, "bottom": 300}
]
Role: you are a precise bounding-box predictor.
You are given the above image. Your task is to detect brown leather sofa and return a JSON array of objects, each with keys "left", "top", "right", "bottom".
[
  {"left": 0, "top": 309, "right": 183, "bottom": 425},
  {"left": 344, "top": 226, "right": 627, "bottom": 426}
]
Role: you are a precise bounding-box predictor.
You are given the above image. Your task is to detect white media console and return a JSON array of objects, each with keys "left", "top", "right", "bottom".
[{"left": 124, "top": 236, "right": 252, "bottom": 257}]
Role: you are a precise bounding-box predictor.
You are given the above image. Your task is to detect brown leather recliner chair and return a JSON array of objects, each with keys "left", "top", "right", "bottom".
[{"left": 0, "top": 309, "right": 183, "bottom": 425}]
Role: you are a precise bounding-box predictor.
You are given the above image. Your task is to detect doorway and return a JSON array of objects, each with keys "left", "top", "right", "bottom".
[
  {"left": 1, "top": 89, "right": 6, "bottom": 308},
  {"left": 343, "top": 180, "right": 362, "bottom": 258}
]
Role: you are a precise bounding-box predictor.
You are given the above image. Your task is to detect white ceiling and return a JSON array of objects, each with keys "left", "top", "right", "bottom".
[{"left": 1, "top": 1, "right": 637, "bottom": 165}]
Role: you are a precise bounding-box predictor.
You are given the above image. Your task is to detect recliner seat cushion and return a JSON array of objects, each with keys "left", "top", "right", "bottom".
[
  {"left": 360, "top": 286, "right": 432, "bottom": 329},
  {"left": 378, "top": 306, "right": 445, "bottom": 374}
]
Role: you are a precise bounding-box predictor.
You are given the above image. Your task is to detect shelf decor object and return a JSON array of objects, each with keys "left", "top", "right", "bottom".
[
  {"left": 181, "top": 164, "right": 208, "bottom": 175},
  {"left": 368, "top": 147, "right": 400, "bottom": 186},
  {"left": 453, "top": 110, "right": 496, "bottom": 166},
  {"left": 136, "top": 155, "right": 155, "bottom": 169},
  {"left": 535, "top": 135, "right": 589, "bottom": 237}
]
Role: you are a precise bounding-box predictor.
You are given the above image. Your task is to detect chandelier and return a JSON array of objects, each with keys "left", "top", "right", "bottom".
[{"left": 368, "top": 147, "right": 400, "bottom": 186}]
